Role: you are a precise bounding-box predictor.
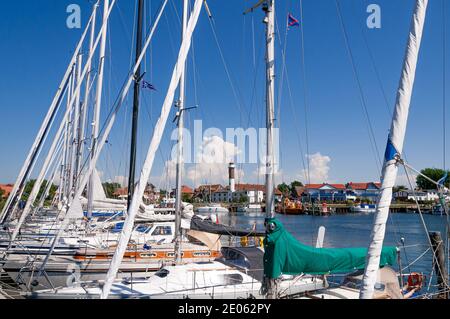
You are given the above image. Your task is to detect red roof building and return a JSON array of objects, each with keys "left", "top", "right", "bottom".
[
  {"left": 347, "top": 182, "right": 381, "bottom": 191},
  {"left": 305, "top": 183, "right": 346, "bottom": 190},
  {"left": 0, "top": 184, "right": 13, "bottom": 199}
]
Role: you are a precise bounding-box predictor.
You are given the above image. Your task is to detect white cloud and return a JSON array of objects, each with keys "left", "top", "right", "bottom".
[
  {"left": 300, "top": 153, "right": 331, "bottom": 184},
  {"left": 160, "top": 136, "right": 245, "bottom": 186},
  {"left": 253, "top": 166, "right": 284, "bottom": 185}
]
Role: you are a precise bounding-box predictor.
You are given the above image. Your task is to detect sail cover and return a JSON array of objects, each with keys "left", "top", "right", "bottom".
[
  {"left": 188, "top": 216, "right": 265, "bottom": 237},
  {"left": 264, "top": 219, "right": 397, "bottom": 279}
]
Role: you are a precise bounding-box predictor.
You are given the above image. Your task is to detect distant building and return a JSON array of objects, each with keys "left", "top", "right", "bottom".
[
  {"left": 233, "top": 184, "right": 265, "bottom": 204},
  {"left": 0, "top": 184, "right": 13, "bottom": 199},
  {"left": 394, "top": 189, "right": 441, "bottom": 202},
  {"left": 144, "top": 183, "right": 160, "bottom": 203},
  {"left": 305, "top": 183, "right": 348, "bottom": 202},
  {"left": 193, "top": 184, "right": 224, "bottom": 202},
  {"left": 111, "top": 183, "right": 162, "bottom": 204},
  {"left": 113, "top": 187, "right": 128, "bottom": 200},
  {"left": 211, "top": 185, "right": 230, "bottom": 203},
  {"left": 346, "top": 182, "right": 381, "bottom": 200}
]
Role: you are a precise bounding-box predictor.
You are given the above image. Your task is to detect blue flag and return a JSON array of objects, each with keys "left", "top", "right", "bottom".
[
  {"left": 288, "top": 13, "right": 300, "bottom": 28},
  {"left": 142, "top": 80, "right": 157, "bottom": 91},
  {"left": 438, "top": 172, "right": 448, "bottom": 186}
]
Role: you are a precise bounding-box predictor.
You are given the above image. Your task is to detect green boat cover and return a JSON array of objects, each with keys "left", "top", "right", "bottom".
[{"left": 263, "top": 218, "right": 398, "bottom": 279}]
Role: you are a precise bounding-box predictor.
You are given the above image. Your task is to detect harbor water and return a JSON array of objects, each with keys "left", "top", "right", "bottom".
[{"left": 216, "top": 212, "right": 448, "bottom": 277}]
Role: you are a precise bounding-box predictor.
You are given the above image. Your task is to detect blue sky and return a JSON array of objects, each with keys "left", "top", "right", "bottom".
[{"left": 0, "top": 0, "right": 448, "bottom": 190}]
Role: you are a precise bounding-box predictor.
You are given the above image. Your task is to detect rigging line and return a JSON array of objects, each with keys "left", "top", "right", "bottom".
[
  {"left": 274, "top": 13, "right": 288, "bottom": 181},
  {"left": 246, "top": 28, "right": 265, "bottom": 129},
  {"left": 299, "top": 0, "right": 311, "bottom": 185},
  {"left": 402, "top": 164, "right": 450, "bottom": 291},
  {"left": 358, "top": 14, "right": 412, "bottom": 175},
  {"left": 274, "top": 18, "right": 308, "bottom": 184},
  {"left": 335, "top": 0, "right": 383, "bottom": 173},
  {"left": 251, "top": 6, "right": 256, "bottom": 70},
  {"left": 443, "top": 0, "right": 447, "bottom": 171},
  {"left": 207, "top": 18, "right": 247, "bottom": 127},
  {"left": 351, "top": 0, "right": 392, "bottom": 120},
  {"left": 400, "top": 247, "right": 430, "bottom": 273}
]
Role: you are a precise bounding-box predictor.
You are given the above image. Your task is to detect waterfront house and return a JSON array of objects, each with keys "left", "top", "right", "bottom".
[
  {"left": 304, "top": 183, "right": 348, "bottom": 202},
  {"left": 346, "top": 182, "right": 381, "bottom": 200},
  {"left": 208, "top": 184, "right": 283, "bottom": 203},
  {"left": 232, "top": 184, "right": 265, "bottom": 204},
  {"left": 170, "top": 185, "right": 194, "bottom": 199},
  {"left": 211, "top": 186, "right": 230, "bottom": 203},
  {"left": 193, "top": 185, "right": 224, "bottom": 202},
  {"left": 394, "top": 189, "right": 441, "bottom": 202},
  {"left": 113, "top": 187, "right": 128, "bottom": 200},
  {"left": 0, "top": 184, "right": 13, "bottom": 199}
]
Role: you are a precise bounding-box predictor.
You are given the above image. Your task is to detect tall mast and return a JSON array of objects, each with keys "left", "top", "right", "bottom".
[
  {"left": 100, "top": 0, "right": 202, "bottom": 299},
  {"left": 88, "top": 0, "right": 110, "bottom": 217},
  {"left": 78, "top": 5, "right": 98, "bottom": 179},
  {"left": 174, "top": 0, "right": 189, "bottom": 265},
  {"left": 127, "top": 0, "right": 145, "bottom": 209},
  {"left": 360, "top": 0, "right": 428, "bottom": 299},
  {"left": 0, "top": 2, "right": 98, "bottom": 224},
  {"left": 264, "top": 0, "right": 276, "bottom": 218},
  {"left": 63, "top": 70, "right": 75, "bottom": 200},
  {"left": 263, "top": 0, "right": 277, "bottom": 299},
  {"left": 70, "top": 53, "right": 83, "bottom": 192},
  {"left": 36, "top": 0, "right": 167, "bottom": 276}
]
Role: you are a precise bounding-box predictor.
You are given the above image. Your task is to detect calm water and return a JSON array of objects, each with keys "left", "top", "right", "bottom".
[{"left": 218, "top": 212, "right": 448, "bottom": 276}]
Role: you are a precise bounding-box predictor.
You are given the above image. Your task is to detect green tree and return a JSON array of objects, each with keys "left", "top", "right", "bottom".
[
  {"left": 416, "top": 168, "right": 450, "bottom": 190},
  {"left": 277, "top": 183, "right": 290, "bottom": 196},
  {"left": 102, "top": 182, "right": 121, "bottom": 198},
  {"left": 182, "top": 193, "right": 193, "bottom": 203},
  {"left": 239, "top": 195, "right": 249, "bottom": 203},
  {"left": 20, "top": 180, "right": 55, "bottom": 204},
  {"left": 289, "top": 181, "right": 304, "bottom": 197}
]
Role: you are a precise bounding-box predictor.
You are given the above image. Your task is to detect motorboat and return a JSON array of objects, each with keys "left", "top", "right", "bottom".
[
  {"left": 350, "top": 204, "right": 377, "bottom": 214},
  {"left": 197, "top": 204, "right": 229, "bottom": 215}
]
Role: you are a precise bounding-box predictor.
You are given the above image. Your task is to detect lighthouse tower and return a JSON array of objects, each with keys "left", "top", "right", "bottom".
[{"left": 229, "top": 163, "right": 236, "bottom": 193}]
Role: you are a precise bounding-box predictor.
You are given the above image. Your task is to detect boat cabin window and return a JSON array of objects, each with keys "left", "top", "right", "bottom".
[
  {"left": 136, "top": 225, "right": 151, "bottom": 233},
  {"left": 152, "top": 226, "right": 172, "bottom": 236},
  {"left": 342, "top": 276, "right": 385, "bottom": 292},
  {"left": 222, "top": 249, "right": 251, "bottom": 269},
  {"left": 213, "top": 274, "right": 244, "bottom": 286},
  {"left": 154, "top": 269, "right": 170, "bottom": 278}
]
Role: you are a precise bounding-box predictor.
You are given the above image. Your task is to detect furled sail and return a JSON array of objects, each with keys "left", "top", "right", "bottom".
[
  {"left": 187, "top": 216, "right": 265, "bottom": 237},
  {"left": 263, "top": 219, "right": 397, "bottom": 279},
  {"left": 360, "top": 0, "right": 428, "bottom": 299}
]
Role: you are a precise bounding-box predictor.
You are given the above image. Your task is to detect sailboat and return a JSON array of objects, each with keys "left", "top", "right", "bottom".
[{"left": 0, "top": 0, "right": 232, "bottom": 293}]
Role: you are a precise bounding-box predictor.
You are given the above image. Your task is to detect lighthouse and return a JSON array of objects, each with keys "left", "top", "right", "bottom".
[{"left": 229, "top": 163, "right": 236, "bottom": 193}]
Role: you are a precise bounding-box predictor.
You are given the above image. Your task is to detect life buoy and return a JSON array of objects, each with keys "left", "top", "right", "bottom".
[{"left": 407, "top": 272, "right": 424, "bottom": 289}]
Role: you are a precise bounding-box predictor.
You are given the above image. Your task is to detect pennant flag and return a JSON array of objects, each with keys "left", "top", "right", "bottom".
[
  {"left": 142, "top": 80, "right": 157, "bottom": 91},
  {"left": 288, "top": 13, "right": 300, "bottom": 28}
]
